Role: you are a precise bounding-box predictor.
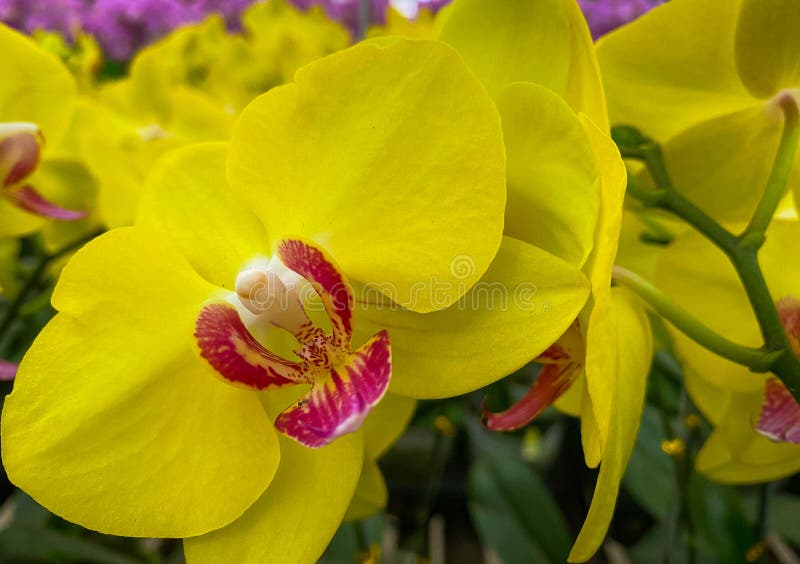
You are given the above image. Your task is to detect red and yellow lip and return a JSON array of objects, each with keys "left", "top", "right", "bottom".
[{"left": 195, "top": 237, "right": 392, "bottom": 448}]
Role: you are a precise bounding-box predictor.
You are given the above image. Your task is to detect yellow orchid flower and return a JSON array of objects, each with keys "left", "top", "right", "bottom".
[
  {"left": 33, "top": 30, "right": 103, "bottom": 94},
  {"left": 598, "top": 0, "right": 800, "bottom": 222},
  {"left": 654, "top": 219, "right": 800, "bottom": 483},
  {"left": 79, "top": 62, "right": 233, "bottom": 228},
  {"left": 0, "top": 24, "right": 88, "bottom": 239},
  {"left": 2, "top": 39, "right": 590, "bottom": 563},
  {"left": 437, "top": 1, "right": 654, "bottom": 560}
]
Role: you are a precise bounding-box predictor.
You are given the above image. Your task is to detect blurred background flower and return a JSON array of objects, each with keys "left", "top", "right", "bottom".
[
  {"left": 578, "top": 0, "right": 663, "bottom": 39},
  {"left": 0, "top": 0, "right": 452, "bottom": 60}
]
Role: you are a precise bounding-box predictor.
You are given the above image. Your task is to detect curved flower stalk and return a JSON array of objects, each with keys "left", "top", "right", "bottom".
[
  {"left": 654, "top": 220, "right": 800, "bottom": 482},
  {"left": 0, "top": 24, "right": 88, "bottom": 238},
  {"left": 2, "top": 39, "right": 589, "bottom": 563},
  {"left": 437, "top": 1, "right": 653, "bottom": 560},
  {"left": 598, "top": 0, "right": 800, "bottom": 222}
]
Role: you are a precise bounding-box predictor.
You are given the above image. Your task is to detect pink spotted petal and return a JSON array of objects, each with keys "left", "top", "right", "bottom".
[
  {"left": 195, "top": 302, "right": 305, "bottom": 390},
  {"left": 482, "top": 362, "right": 581, "bottom": 431},
  {"left": 275, "top": 330, "right": 391, "bottom": 448},
  {"left": 277, "top": 239, "right": 353, "bottom": 348},
  {"left": 757, "top": 377, "right": 800, "bottom": 444},
  {"left": 5, "top": 185, "right": 87, "bottom": 220},
  {"left": 0, "top": 130, "right": 41, "bottom": 187},
  {"left": 0, "top": 360, "right": 17, "bottom": 381}
]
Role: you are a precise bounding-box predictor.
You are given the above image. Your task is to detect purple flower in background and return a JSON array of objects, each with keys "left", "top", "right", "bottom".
[
  {"left": 84, "top": 0, "right": 201, "bottom": 60},
  {"left": 578, "top": 0, "right": 663, "bottom": 40},
  {"left": 196, "top": 0, "right": 255, "bottom": 30},
  {"left": 289, "top": 0, "right": 451, "bottom": 37},
  {"left": 0, "top": 0, "right": 453, "bottom": 60},
  {"left": 0, "top": 0, "right": 84, "bottom": 37},
  {"left": 291, "top": 0, "right": 389, "bottom": 37},
  {"left": 0, "top": 359, "right": 17, "bottom": 381}
]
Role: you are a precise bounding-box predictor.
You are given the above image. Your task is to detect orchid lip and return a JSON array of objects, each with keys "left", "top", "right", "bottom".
[
  {"left": 756, "top": 297, "right": 800, "bottom": 444},
  {"left": 482, "top": 322, "right": 584, "bottom": 432},
  {"left": 195, "top": 238, "right": 392, "bottom": 448}
]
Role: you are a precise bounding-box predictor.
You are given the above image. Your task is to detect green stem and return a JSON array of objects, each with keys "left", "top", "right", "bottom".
[
  {"left": 743, "top": 94, "right": 799, "bottom": 244},
  {"left": 622, "top": 115, "right": 800, "bottom": 401},
  {"left": 625, "top": 175, "right": 739, "bottom": 254},
  {"left": 612, "top": 266, "right": 779, "bottom": 372}
]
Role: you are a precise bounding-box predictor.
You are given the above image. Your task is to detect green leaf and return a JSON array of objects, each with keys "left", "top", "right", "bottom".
[
  {"left": 467, "top": 424, "right": 572, "bottom": 563},
  {"left": 770, "top": 494, "right": 800, "bottom": 545},
  {"left": 688, "top": 473, "right": 755, "bottom": 563},
  {"left": 0, "top": 493, "right": 144, "bottom": 564}
]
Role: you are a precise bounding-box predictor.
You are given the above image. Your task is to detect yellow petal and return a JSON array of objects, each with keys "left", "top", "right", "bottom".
[
  {"left": 697, "top": 417, "right": 800, "bottom": 484},
  {"left": 496, "top": 82, "right": 599, "bottom": 267},
  {"left": 559, "top": 0, "right": 609, "bottom": 131},
  {"left": 597, "top": 0, "right": 754, "bottom": 141},
  {"left": 356, "top": 236, "right": 589, "bottom": 399},
  {"left": 735, "top": 0, "right": 800, "bottom": 98},
  {"left": 438, "top": 0, "right": 607, "bottom": 128},
  {"left": 137, "top": 143, "right": 269, "bottom": 288},
  {"left": 758, "top": 219, "right": 800, "bottom": 301},
  {"left": 0, "top": 199, "right": 43, "bottom": 238},
  {"left": 569, "top": 288, "right": 652, "bottom": 562},
  {"left": 655, "top": 104, "right": 785, "bottom": 223},
  {"left": 0, "top": 24, "right": 76, "bottom": 145},
  {"left": 1, "top": 227, "right": 280, "bottom": 537},
  {"left": 438, "top": 0, "right": 570, "bottom": 98},
  {"left": 578, "top": 115, "right": 627, "bottom": 456},
  {"left": 344, "top": 458, "right": 388, "bottom": 522},
  {"left": 229, "top": 38, "right": 506, "bottom": 313},
  {"left": 184, "top": 433, "right": 363, "bottom": 564}
]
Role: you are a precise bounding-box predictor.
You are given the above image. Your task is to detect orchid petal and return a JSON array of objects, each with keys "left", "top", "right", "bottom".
[
  {"left": 184, "top": 433, "right": 363, "bottom": 564},
  {"left": 497, "top": 82, "right": 600, "bottom": 267},
  {"left": 0, "top": 24, "right": 76, "bottom": 146},
  {"left": 735, "top": 0, "right": 800, "bottom": 98},
  {"left": 569, "top": 288, "right": 652, "bottom": 562},
  {"left": 483, "top": 363, "right": 580, "bottom": 432}
]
